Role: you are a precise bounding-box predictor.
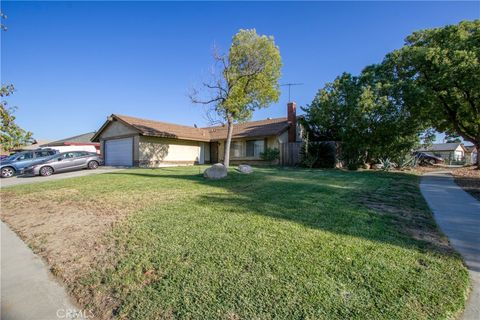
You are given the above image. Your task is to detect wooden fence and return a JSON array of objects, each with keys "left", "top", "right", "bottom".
[{"left": 279, "top": 142, "right": 303, "bottom": 166}]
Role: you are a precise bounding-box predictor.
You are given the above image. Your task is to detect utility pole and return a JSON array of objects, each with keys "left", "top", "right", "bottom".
[{"left": 281, "top": 83, "right": 304, "bottom": 102}]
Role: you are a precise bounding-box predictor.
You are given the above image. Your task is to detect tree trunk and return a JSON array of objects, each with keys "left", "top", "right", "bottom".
[{"left": 223, "top": 116, "right": 234, "bottom": 168}]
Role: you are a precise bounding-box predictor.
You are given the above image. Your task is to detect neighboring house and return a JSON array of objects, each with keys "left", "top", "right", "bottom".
[
  {"left": 4, "top": 139, "right": 52, "bottom": 154},
  {"left": 41, "top": 132, "right": 100, "bottom": 153},
  {"left": 91, "top": 103, "right": 302, "bottom": 167},
  {"left": 465, "top": 145, "right": 478, "bottom": 165},
  {"left": 417, "top": 143, "right": 468, "bottom": 163}
]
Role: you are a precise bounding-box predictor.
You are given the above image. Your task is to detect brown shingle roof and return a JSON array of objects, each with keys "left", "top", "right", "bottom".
[
  {"left": 93, "top": 114, "right": 291, "bottom": 142},
  {"left": 206, "top": 117, "right": 290, "bottom": 140},
  {"left": 114, "top": 114, "right": 211, "bottom": 142}
]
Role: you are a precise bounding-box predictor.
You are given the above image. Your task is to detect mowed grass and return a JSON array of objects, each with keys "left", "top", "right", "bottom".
[{"left": 2, "top": 167, "right": 469, "bottom": 319}]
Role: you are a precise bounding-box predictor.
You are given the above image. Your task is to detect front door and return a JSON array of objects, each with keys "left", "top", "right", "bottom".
[{"left": 210, "top": 142, "right": 218, "bottom": 164}]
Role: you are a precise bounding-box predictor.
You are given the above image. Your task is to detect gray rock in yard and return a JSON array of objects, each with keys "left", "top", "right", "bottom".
[
  {"left": 203, "top": 163, "right": 228, "bottom": 179},
  {"left": 237, "top": 164, "right": 253, "bottom": 174}
]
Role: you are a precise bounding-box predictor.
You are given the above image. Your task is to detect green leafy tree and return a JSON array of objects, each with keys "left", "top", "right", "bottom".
[
  {"left": 390, "top": 20, "right": 480, "bottom": 167},
  {"left": 1, "top": 86, "right": 33, "bottom": 151},
  {"left": 420, "top": 128, "right": 436, "bottom": 149},
  {"left": 0, "top": 12, "right": 33, "bottom": 152},
  {"left": 190, "top": 29, "right": 282, "bottom": 167},
  {"left": 302, "top": 64, "right": 424, "bottom": 168}
]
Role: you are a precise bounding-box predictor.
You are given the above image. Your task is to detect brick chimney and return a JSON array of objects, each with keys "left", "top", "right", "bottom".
[{"left": 287, "top": 102, "right": 297, "bottom": 143}]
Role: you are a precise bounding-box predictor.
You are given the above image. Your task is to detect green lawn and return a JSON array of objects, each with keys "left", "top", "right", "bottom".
[{"left": 1, "top": 167, "right": 469, "bottom": 319}]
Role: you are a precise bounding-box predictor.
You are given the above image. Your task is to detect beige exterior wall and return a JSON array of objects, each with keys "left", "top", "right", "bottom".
[
  {"left": 465, "top": 149, "right": 478, "bottom": 164},
  {"left": 138, "top": 136, "right": 203, "bottom": 167},
  {"left": 133, "top": 135, "right": 140, "bottom": 164},
  {"left": 100, "top": 120, "right": 138, "bottom": 139}
]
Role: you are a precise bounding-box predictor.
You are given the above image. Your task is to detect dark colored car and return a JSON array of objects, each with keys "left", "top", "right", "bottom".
[
  {"left": 0, "top": 149, "right": 59, "bottom": 178},
  {"left": 24, "top": 151, "right": 103, "bottom": 176},
  {"left": 415, "top": 152, "right": 444, "bottom": 165}
]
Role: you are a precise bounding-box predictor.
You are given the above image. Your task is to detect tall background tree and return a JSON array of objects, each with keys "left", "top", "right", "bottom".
[
  {"left": 303, "top": 19, "right": 479, "bottom": 169},
  {"left": 301, "top": 65, "right": 424, "bottom": 169},
  {"left": 0, "top": 12, "right": 33, "bottom": 152},
  {"left": 390, "top": 19, "right": 479, "bottom": 167},
  {"left": 190, "top": 29, "right": 282, "bottom": 167}
]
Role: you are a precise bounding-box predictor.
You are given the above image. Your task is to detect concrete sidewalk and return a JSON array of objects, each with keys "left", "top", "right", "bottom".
[
  {"left": 420, "top": 171, "right": 480, "bottom": 320},
  {"left": 1, "top": 222, "right": 88, "bottom": 319}
]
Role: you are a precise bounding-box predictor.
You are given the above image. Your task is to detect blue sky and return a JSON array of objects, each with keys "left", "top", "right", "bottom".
[{"left": 1, "top": 1, "right": 479, "bottom": 140}]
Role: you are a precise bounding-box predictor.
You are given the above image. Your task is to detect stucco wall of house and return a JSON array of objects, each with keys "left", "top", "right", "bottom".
[
  {"left": 466, "top": 149, "right": 478, "bottom": 164},
  {"left": 277, "top": 131, "right": 288, "bottom": 144},
  {"left": 453, "top": 145, "right": 465, "bottom": 160},
  {"left": 100, "top": 120, "right": 138, "bottom": 139},
  {"left": 133, "top": 135, "right": 140, "bottom": 164},
  {"left": 138, "top": 136, "right": 203, "bottom": 167}
]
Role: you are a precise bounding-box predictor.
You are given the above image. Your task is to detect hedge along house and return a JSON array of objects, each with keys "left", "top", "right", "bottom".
[{"left": 91, "top": 102, "right": 302, "bottom": 167}]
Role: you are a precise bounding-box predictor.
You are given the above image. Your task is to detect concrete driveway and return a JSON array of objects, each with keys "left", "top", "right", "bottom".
[{"left": 0, "top": 167, "right": 123, "bottom": 188}]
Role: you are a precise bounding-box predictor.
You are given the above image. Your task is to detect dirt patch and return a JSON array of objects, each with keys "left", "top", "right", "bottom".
[
  {"left": 0, "top": 187, "right": 169, "bottom": 298},
  {"left": 359, "top": 179, "right": 452, "bottom": 253},
  {"left": 452, "top": 166, "right": 480, "bottom": 201}
]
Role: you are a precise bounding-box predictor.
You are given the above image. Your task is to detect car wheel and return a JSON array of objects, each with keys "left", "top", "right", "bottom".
[
  {"left": 39, "top": 166, "right": 54, "bottom": 177},
  {"left": 1, "top": 166, "right": 15, "bottom": 178},
  {"left": 88, "top": 160, "right": 99, "bottom": 169}
]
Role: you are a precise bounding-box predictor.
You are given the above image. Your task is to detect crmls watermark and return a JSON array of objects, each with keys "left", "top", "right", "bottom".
[{"left": 56, "top": 308, "right": 94, "bottom": 319}]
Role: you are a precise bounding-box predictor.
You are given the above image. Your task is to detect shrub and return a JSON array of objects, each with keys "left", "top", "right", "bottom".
[
  {"left": 346, "top": 162, "right": 360, "bottom": 171},
  {"left": 301, "top": 153, "right": 318, "bottom": 168},
  {"left": 260, "top": 148, "right": 280, "bottom": 162},
  {"left": 379, "top": 158, "right": 396, "bottom": 171},
  {"left": 301, "top": 142, "right": 337, "bottom": 168}
]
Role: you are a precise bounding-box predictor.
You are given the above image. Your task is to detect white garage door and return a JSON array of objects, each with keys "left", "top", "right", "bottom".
[{"left": 105, "top": 138, "right": 133, "bottom": 166}]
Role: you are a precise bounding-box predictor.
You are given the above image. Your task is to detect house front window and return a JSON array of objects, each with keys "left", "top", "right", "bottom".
[
  {"left": 230, "top": 141, "right": 242, "bottom": 158},
  {"left": 246, "top": 140, "right": 265, "bottom": 158}
]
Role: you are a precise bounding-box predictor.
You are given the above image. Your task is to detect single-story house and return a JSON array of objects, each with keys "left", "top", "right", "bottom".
[
  {"left": 41, "top": 132, "right": 101, "bottom": 153},
  {"left": 465, "top": 145, "right": 478, "bottom": 165},
  {"left": 417, "top": 143, "right": 467, "bottom": 162},
  {"left": 91, "top": 102, "right": 302, "bottom": 167}
]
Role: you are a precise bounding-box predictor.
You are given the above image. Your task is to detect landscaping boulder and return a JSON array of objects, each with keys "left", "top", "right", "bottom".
[
  {"left": 203, "top": 163, "right": 227, "bottom": 179},
  {"left": 238, "top": 164, "right": 253, "bottom": 174}
]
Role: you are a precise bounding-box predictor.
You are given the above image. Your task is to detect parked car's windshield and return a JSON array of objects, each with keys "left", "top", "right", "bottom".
[
  {"left": 4, "top": 152, "right": 32, "bottom": 161},
  {"left": 5, "top": 154, "right": 19, "bottom": 161}
]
